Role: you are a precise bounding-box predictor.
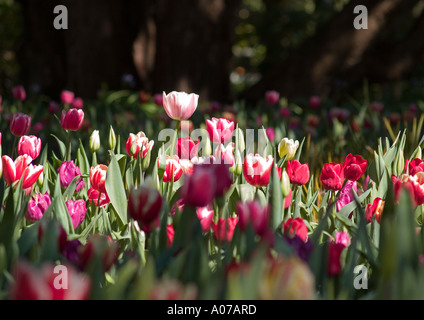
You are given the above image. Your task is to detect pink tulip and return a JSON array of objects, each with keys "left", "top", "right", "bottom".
[
  {"left": 162, "top": 91, "right": 199, "bottom": 121},
  {"left": 60, "top": 108, "right": 84, "bottom": 131},
  {"left": 243, "top": 153, "right": 274, "bottom": 187},
  {"left": 265, "top": 90, "right": 280, "bottom": 105},
  {"left": 61, "top": 90, "right": 75, "bottom": 104},
  {"left": 212, "top": 217, "right": 238, "bottom": 242},
  {"left": 336, "top": 180, "right": 357, "bottom": 212},
  {"left": 196, "top": 206, "right": 214, "bottom": 233},
  {"left": 48, "top": 101, "right": 60, "bottom": 114},
  {"left": 66, "top": 199, "right": 87, "bottom": 229},
  {"left": 309, "top": 96, "right": 321, "bottom": 110},
  {"left": 57, "top": 161, "right": 85, "bottom": 192},
  {"left": 266, "top": 128, "right": 275, "bottom": 143},
  {"left": 334, "top": 231, "right": 351, "bottom": 248},
  {"left": 328, "top": 242, "right": 345, "bottom": 276},
  {"left": 71, "top": 97, "right": 83, "bottom": 109},
  {"left": 12, "top": 85, "right": 26, "bottom": 101},
  {"left": 2, "top": 155, "right": 43, "bottom": 189},
  {"left": 26, "top": 192, "right": 51, "bottom": 222},
  {"left": 206, "top": 117, "right": 235, "bottom": 144},
  {"left": 175, "top": 137, "right": 200, "bottom": 160},
  {"left": 180, "top": 165, "right": 216, "bottom": 207},
  {"left": 18, "top": 135, "right": 42, "bottom": 160},
  {"left": 10, "top": 113, "right": 32, "bottom": 136},
  {"left": 126, "top": 131, "right": 154, "bottom": 159}
]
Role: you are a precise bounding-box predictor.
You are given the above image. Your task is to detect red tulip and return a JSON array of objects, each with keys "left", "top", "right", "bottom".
[
  {"left": 283, "top": 218, "right": 308, "bottom": 243},
  {"left": 212, "top": 217, "right": 238, "bottom": 242},
  {"left": 236, "top": 200, "right": 270, "bottom": 237},
  {"left": 243, "top": 153, "right": 274, "bottom": 187},
  {"left": 286, "top": 160, "right": 310, "bottom": 186},
  {"left": 2, "top": 155, "right": 43, "bottom": 189},
  {"left": 89, "top": 164, "right": 108, "bottom": 194},
  {"left": 10, "top": 113, "right": 31, "bottom": 136},
  {"left": 167, "top": 224, "right": 175, "bottom": 248},
  {"left": 343, "top": 154, "right": 367, "bottom": 181},
  {"left": 9, "top": 260, "right": 91, "bottom": 300},
  {"left": 265, "top": 90, "right": 280, "bottom": 105},
  {"left": 175, "top": 137, "right": 200, "bottom": 160},
  {"left": 78, "top": 234, "right": 119, "bottom": 272},
  {"left": 18, "top": 135, "right": 42, "bottom": 160},
  {"left": 87, "top": 187, "right": 110, "bottom": 208},
  {"left": 206, "top": 117, "right": 235, "bottom": 144},
  {"left": 126, "top": 131, "right": 154, "bottom": 159},
  {"left": 365, "top": 197, "right": 385, "bottom": 224},
  {"left": 60, "top": 108, "right": 84, "bottom": 131},
  {"left": 309, "top": 96, "right": 321, "bottom": 110},
  {"left": 158, "top": 155, "right": 183, "bottom": 183},
  {"left": 128, "top": 184, "right": 163, "bottom": 228},
  {"left": 320, "top": 163, "right": 344, "bottom": 191},
  {"left": 407, "top": 158, "right": 424, "bottom": 176},
  {"left": 12, "top": 85, "right": 26, "bottom": 101},
  {"left": 180, "top": 165, "right": 216, "bottom": 207},
  {"left": 328, "top": 242, "right": 345, "bottom": 277}
]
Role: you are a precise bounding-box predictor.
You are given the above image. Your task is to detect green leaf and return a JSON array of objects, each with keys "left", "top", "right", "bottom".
[
  {"left": 105, "top": 152, "right": 128, "bottom": 226},
  {"left": 270, "top": 165, "right": 283, "bottom": 230},
  {"left": 51, "top": 134, "right": 67, "bottom": 160}
]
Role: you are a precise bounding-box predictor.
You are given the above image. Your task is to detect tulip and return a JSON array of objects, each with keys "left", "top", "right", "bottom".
[
  {"left": 89, "top": 130, "right": 100, "bottom": 153},
  {"left": 57, "top": 161, "right": 85, "bottom": 192},
  {"left": 212, "top": 217, "right": 238, "bottom": 242},
  {"left": 280, "top": 107, "right": 291, "bottom": 118},
  {"left": 336, "top": 180, "right": 357, "bottom": 212},
  {"left": 365, "top": 197, "right": 385, "bottom": 224},
  {"left": 343, "top": 154, "right": 367, "bottom": 181},
  {"left": 180, "top": 165, "right": 216, "bottom": 207},
  {"left": 10, "top": 113, "right": 32, "bottom": 136},
  {"left": 266, "top": 128, "right": 275, "bottom": 143},
  {"left": 320, "top": 163, "right": 344, "bottom": 191},
  {"left": 243, "top": 153, "right": 274, "bottom": 187},
  {"left": 87, "top": 187, "right": 110, "bottom": 208},
  {"left": 162, "top": 91, "right": 199, "bottom": 121},
  {"left": 108, "top": 126, "right": 117, "bottom": 151},
  {"left": 179, "top": 159, "right": 194, "bottom": 176},
  {"left": 60, "top": 108, "right": 84, "bottom": 131},
  {"left": 278, "top": 138, "right": 299, "bottom": 160},
  {"left": 126, "top": 131, "right": 154, "bottom": 159},
  {"left": 89, "top": 164, "right": 108, "bottom": 194},
  {"left": 37, "top": 220, "right": 68, "bottom": 253},
  {"left": 175, "top": 137, "right": 200, "bottom": 160},
  {"left": 167, "top": 224, "right": 175, "bottom": 248},
  {"left": 214, "top": 143, "right": 235, "bottom": 166},
  {"left": 2, "top": 155, "right": 44, "bottom": 189},
  {"left": 408, "top": 158, "right": 424, "bottom": 176},
  {"left": 281, "top": 169, "right": 291, "bottom": 197},
  {"left": 334, "top": 231, "right": 351, "bottom": 248},
  {"left": 328, "top": 242, "right": 345, "bottom": 276},
  {"left": 393, "top": 174, "right": 417, "bottom": 206},
  {"left": 128, "top": 182, "right": 163, "bottom": 228},
  {"left": 26, "top": 192, "right": 51, "bottom": 222},
  {"left": 48, "top": 101, "right": 60, "bottom": 114},
  {"left": 236, "top": 200, "right": 270, "bottom": 237},
  {"left": 71, "top": 97, "right": 83, "bottom": 109},
  {"left": 265, "top": 90, "right": 280, "bottom": 105},
  {"left": 370, "top": 101, "right": 384, "bottom": 113},
  {"left": 283, "top": 218, "right": 308, "bottom": 243},
  {"left": 196, "top": 206, "right": 214, "bottom": 233},
  {"left": 153, "top": 93, "right": 163, "bottom": 106},
  {"left": 286, "top": 160, "right": 310, "bottom": 186},
  {"left": 18, "top": 135, "right": 42, "bottom": 160},
  {"left": 61, "top": 90, "right": 75, "bottom": 104},
  {"left": 206, "top": 117, "right": 235, "bottom": 144},
  {"left": 284, "top": 188, "right": 293, "bottom": 209},
  {"left": 32, "top": 122, "right": 44, "bottom": 134},
  {"left": 158, "top": 155, "right": 183, "bottom": 183},
  {"left": 78, "top": 234, "right": 119, "bottom": 272},
  {"left": 309, "top": 96, "right": 321, "bottom": 110},
  {"left": 9, "top": 260, "right": 91, "bottom": 300},
  {"left": 66, "top": 199, "right": 87, "bottom": 229},
  {"left": 12, "top": 85, "right": 26, "bottom": 101}
]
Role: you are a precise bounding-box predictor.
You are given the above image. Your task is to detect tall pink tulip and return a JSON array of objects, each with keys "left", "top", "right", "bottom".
[
  {"left": 18, "top": 135, "right": 42, "bottom": 160},
  {"left": 10, "top": 113, "right": 31, "bottom": 136},
  {"left": 206, "top": 117, "right": 235, "bottom": 144},
  {"left": 162, "top": 91, "right": 199, "bottom": 121},
  {"left": 243, "top": 153, "right": 274, "bottom": 187},
  {"left": 60, "top": 108, "right": 84, "bottom": 131}
]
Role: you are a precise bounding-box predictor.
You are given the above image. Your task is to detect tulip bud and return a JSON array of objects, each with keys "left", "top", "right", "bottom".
[
  {"left": 37, "top": 170, "right": 44, "bottom": 188},
  {"left": 237, "top": 128, "right": 245, "bottom": 154},
  {"left": 89, "top": 130, "right": 100, "bottom": 153},
  {"left": 109, "top": 126, "right": 116, "bottom": 151},
  {"left": 234, "top": 150, "right": 242, "bottom": 176},
  {"left": 278, "top": 138, "right": 299, "bottom": 160},
  {"left": 203, "top": 136, "right": 212, "bottom": 157},
  {"left": 281, "top": 169, "right": 291, "bottom": 197},
  {"left": 142, "top": 148, "right": 151, "bottom": 171},
  {"left": 396, "top": 150, "right": 404, "bottom": 176}
]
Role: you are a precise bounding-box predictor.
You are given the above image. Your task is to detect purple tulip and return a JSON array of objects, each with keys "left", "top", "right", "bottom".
[
  {"left": 26, "top": 192, "right": 52, "bottom": 222},
  {"left": 57, "top": 161, "right": 85, "bottom": 192},
  {"left": 66, "top": 199, "right": 87, "bottom": 229}
]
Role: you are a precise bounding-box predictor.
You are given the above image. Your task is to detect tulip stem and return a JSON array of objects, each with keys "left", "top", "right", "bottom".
[
  {"left": 66, "top": 131, "right": 72, "bottom": 161},
  {"left": 12, "top": 136, "right": 18, "bottom": 158},
  {"left": 170, "top": 120, "right": 180, "bottom": 156}
]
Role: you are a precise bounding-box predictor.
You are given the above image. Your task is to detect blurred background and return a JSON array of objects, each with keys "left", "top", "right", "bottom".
[{"left": 2, "top": 0, "right": 424, "bottom": 105}]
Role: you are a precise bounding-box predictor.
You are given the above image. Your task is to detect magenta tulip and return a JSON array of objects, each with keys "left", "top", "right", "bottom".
[{"left": 60, "top": 108, "right": 84, "bottom": 131}]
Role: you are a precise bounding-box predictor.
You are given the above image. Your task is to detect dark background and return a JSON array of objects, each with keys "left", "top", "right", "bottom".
[{"left": 1, "top": 0, "right": 424, "bottom": 104}]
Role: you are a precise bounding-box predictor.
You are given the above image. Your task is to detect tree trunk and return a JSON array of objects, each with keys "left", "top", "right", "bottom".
[
  {"left": 242, "top": 0, "right": 422, "bottom": 102},
  {"left": 17, "top": 0, "right": 241, "bottom": 102}
]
